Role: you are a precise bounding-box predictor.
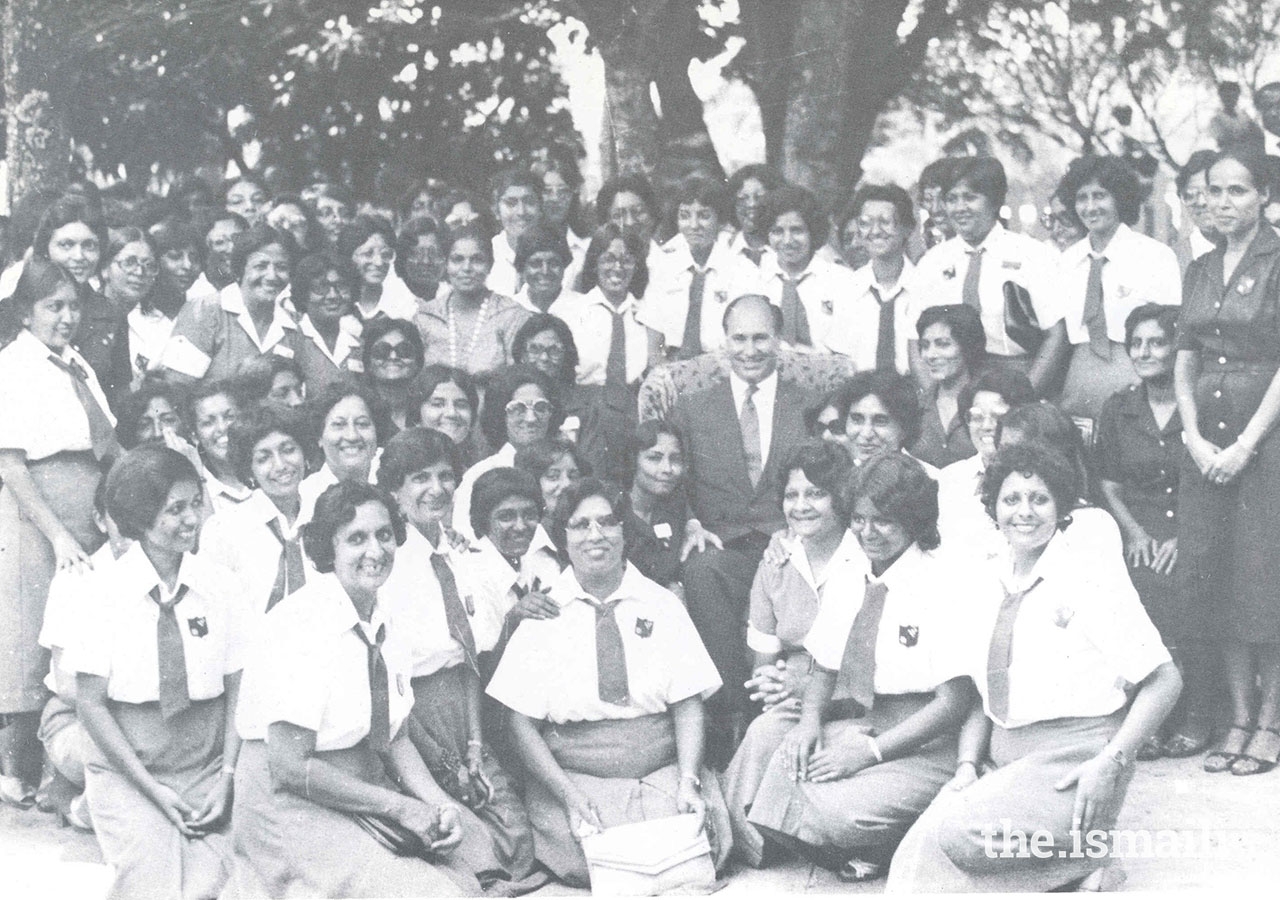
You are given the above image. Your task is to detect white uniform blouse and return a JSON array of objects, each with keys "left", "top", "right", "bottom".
[
  {"left": 757, "top": 254, "right": 862, "bottom": 351},
  {"left": 486, "top": 562, "right": 721, "bottom": 724},
  {"left": 235, "top": 573, "right": 415, "bottom": 751},
  {"left": 548, "top": 288, "right": 651, "bottom": 387},
  {"left": 639, "top": 233, "right": 763, "bottom": 354},
  {"left": 68, "top": 543, "right": 245, "bottom": 703},
  {"left": 823, "top": 259, "right": 916, "bottom": 374},
  {"left": 199, "top": 489, "right": 313, "bottom": 618},
  {"left": 377, "top": 524, "right": 473, "bottom": 677},
  {"left": 452, "top": 532, "right": 564, "bottom": 653}
]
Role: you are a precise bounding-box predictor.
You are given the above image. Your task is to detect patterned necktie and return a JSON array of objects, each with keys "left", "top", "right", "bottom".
[
  {"left": 871, "top": 285, "right": 896, "bottom": 372},
  {"left": 780, "top": 275, "right": 812, "bottom": 345},
  {"left": 1083, "top": 254, "right": 1111, "bottom": 359},
  {"left": 47, "top": 353, "right": 119, "bottom": 461},
  {"left": 962, "top": 247, "right": 985, "bottom": 310},
  {"left": 354, "top": 622, "right": 392, "bottom": 750},
  {"left": 679, "top": 267, "right": 708, "bottom": 359},
  {"left": 593, "top": 598, "right": 630, "bottom": 705},
  {"left": 986, "top": 577, "right": 1043, "bottom": 723},
  {"left": 150, "top": 584, "right": 191, "bottom": 720},
  {"left": 431, "top": 552, "right": 479, "bottom": 675},
  {"left": 740, "top": 383, "right": 763, "bottom": 489},
  {"left": 837, "top": 580, "right": 888, "bottom": 710},
  {"left": 264, "top": 518, "right": 306, "bottom": 611}
]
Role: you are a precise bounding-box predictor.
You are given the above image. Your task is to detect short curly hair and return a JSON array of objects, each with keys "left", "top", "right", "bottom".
[
  {"left": 227, "top": 404, "right": 310, "bottom": 488},
  {"left": 469, "top": 466, "right": 543, "bottom": 540},
  {"left": 306, "top": 380, "right": 392, "bottom": 455},
  {"left": 377, "top": 426, "right": 464, "bottom": 492},
  {"left": 846, "top": 452, "right": 941, "bottom": 551},
  {"left": 1055, "top": 156, "right": 1144, "bottom": 227},
  {"left": 760, "top": 183, "right": 829, "bottom": 250},
  {"left": 105, "top": 444, "right": 203, "bottom": 541},
  {"left": 228, "top": 224, "right": 297, "bottom": 285},
  {"left": 778, "top": 439, "right": 854, "bottom": 526},
  {"left": 477, "top": 364, "right": 563, "bottom": 449},
  {"left": 302, "top": 481, "right": 406, "bottom": 574},
  {"left": 980, "top": 442, "right": 1080, "bottom": 527},
  {"left": 836, "top": 371, "right": 923, "bottom": 447}
]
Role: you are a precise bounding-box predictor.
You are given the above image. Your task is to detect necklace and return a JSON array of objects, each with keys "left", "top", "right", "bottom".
[{"left": 446, "top": 293, "right": 492, "bottom": 369}]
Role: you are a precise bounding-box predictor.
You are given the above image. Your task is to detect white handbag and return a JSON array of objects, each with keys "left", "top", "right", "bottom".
[{"left": 580, "top": 813, "right": 718, "bottom": 896}]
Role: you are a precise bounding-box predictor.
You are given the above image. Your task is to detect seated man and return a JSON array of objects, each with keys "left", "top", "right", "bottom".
[{"left": 672, "top": 294, "right": 818, "bottom": 767}]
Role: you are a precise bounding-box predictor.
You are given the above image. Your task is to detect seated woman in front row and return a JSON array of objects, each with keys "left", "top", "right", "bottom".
[
  {"left": 740, "top": 453, "right": 975, "bottom": 882},
  {"left": 886, "top": 442, "right": 1181, "bottom": 893},
  {"left": 486, "top": 478, "right": 733, "bottom": 887}
]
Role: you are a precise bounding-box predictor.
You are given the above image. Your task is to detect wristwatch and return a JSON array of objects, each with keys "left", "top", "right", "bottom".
[
  {"left": 1104, "top": 746, "right": 1132, "bottom": 769},
  {"left": 680, "top": 772, "right": 702, "bottom": 791}
]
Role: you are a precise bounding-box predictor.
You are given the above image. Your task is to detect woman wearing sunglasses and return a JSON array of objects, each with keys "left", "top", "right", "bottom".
[{"left": 361, "top": 317, "right": 426, "bottom": 433}]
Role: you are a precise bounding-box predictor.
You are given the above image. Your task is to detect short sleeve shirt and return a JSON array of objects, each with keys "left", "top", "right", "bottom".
[
  {"left": 1059, "top": 225, "right": 1181, "bottom": 345},
  {"left": 198, "top": 489, "right": 314, "bottom": 619},
  {"left": 295, "top": 314, "right": 364, "bottom": 394},
  {"left": 162, "top": 283, "right": 304, "bottom": 381},
  {"left": 377, "top": 525, "right": 470, "bottom": 677},
  {"left": 747, "top": 530, "right": 864, "bottom": 655},
  {"left": 39, "top": 543, "right": 119, "bottom": 696},
  {"left": 549, "top": 288, "right": 651, "bottom": 387},
  {"left": 639, "top": 234, "right": 764, "bottom": 354},
  {"left": 0, "top": 329, "right": 115, "bottom": 460},
  {"left": 758, "top": 255, "right": 863, "bottom": 351},
  {"left": 1095, "top": 383, "right": 1181, "bottom": 535}
]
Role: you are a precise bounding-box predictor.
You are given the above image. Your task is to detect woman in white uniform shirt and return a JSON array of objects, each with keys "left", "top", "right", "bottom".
[
  {"left": 376, "top": 428, "right": 545, "bottom": 892},
  {"left": 487, "top": 478, "right": 732, "bottom": 887},
  {"left": 230, "top": 481, "right": 481, "bottom": 897},
  {"left": 337, "top": 214, "right": 418, "bottom": 323},
  {"left": 200, "top": 406, "right": 312, "bottom": 617},
  {"left": 744, "top": 454, "right": 974, "bottom": 882},
  {"left": 0, "top": 260, "right": 118, "bottom": 805},
  {"left": 186, "top": 381, "right": 252, "bottom": 514},
  {"left": 886, "top": 443, "right": 1181, "bottom": 893},
  {"left": 73, "top": 445, "right": 243, "bottom": 899},
  {"left": 297, "top": 381, "right": 389, "bottom": 521}
]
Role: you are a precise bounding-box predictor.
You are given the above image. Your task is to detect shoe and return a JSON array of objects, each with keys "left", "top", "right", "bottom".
[
  {"left": 1076, "top": 863, "right": 1127, "bottom": 891},
  {"left": 0, "top": 774, "right": 36, "bottom": 809},
  {"left": 1162, "top": 725, "right": 1212, "bottom": 759},
  {"left": 837, "top": 857, "right": 882, "bottom": 882},
  {"left": 1136, "top": 735, "right": 1164, "bottom": 761},
  {"left": 1204, "top": 723, "right": 1254, "bottom": 774},
  {"left": 1230, "top": 726, "right": 1280, "bottom": 776}
]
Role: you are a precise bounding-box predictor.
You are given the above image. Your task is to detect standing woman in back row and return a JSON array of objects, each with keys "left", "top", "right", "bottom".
[
  {"left": 1174, "top": 146, "right": 1280, "bottom": 776},
  {"left": 0, "top": 260, "right": 118, "bottom": 806}
]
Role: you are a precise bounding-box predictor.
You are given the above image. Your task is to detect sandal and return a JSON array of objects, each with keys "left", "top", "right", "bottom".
[
  {"left": 1230, "top": 726, "right": 1280, "bottom": 776},
  {"left": 837, "top": 857, "right": 883, "bottom": 882},
  {"left": 1136, "top": 735, "right": 1164, "bottom": 761},
  {"left": 0, "top": 774, "right": 36, "bottom": 810},
  {"left": 1204, "top": 723, "right": 1254, "bottom": 774},
  {"left": 1162, "top": 725, "right": 1213, "bottom": 759}
]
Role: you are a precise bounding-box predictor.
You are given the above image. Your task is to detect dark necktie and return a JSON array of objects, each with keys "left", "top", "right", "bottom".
[
  {"left": 740, "top": 383, "right": 763, "bottom": 489},
  {"left": 986, "top": 577, "right": 1043, "bottom": 723},
  {"left": 679, "top": 267, "right": 707, "bottom": 359},
  {"left": 264, "top": 518, "right": 306, "bottom": 612},
  {"left": 593, "top": 598, "right": 630, "bottom": 705},
  {"left": 962, "top": 247, "right": 984, "bottom": 311},
  {"left": 354, "top": 622, "right": 392, "bottom": 750},
  {"left": 780, "top": 275, "right": 812, "bottom": 345},
  {"left": 431, "top": 552, "right": 479, "bottom": 675},
  {"left": 743, "top": 245, "right": 765, "bottom": 266},
  {"left": 605, "top": 304, "right": 629, "bottom": 405},
  {"left": 150, "top": 585, "right": 191, "bottom": 719},
  {"left": 837, "top": 580, "right": 888, "bottom": 710},
  {"left": 47, "top": 353, "right": 120, "bottom": 461},
  {"left": 1083, "top": 254, "right": 1111, "bottom": 359},
  {"left": 871, "top": 285, "right": 896, "bottom": 372}
]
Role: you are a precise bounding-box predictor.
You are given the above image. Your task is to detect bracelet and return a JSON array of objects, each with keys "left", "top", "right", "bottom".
[
  {"left": 220, "top": 763, "right": 236, "bottom": 776},
  {"left": 303, "top": 758, "right": 314, "bottom": 800},
  {"left": 956, "top": 759, "right": 978, "bottom": 770},
  {"left": 865, "top": 734, "right": 884, "bottom": 763},
  {"left": 680, "top": 772, "right": 702, "bottom": 790}
]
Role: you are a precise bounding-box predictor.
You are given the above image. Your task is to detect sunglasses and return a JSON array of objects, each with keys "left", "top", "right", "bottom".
[
  {"left": 369, "top": 342, "right": 420, "bottom": 363},
  {"left": 506, "top": 399, "right": 553, "bottom": 419},
  {"left": 814, "top": 419, "right": 843, "bottom": 437}
]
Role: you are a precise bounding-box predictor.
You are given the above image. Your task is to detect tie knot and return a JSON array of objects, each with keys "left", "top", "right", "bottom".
[
  {"left": 593, "top": 597, "right": 624, "bottom": 616},
  {"left": 149, "top": 584, "right": 188, "bottom": 609},
  {"left": 966, "top": 246, "right": 985, "bottom": 257},
  {"left": 355, "top": 621, "right": 386, "bottom": 649}
]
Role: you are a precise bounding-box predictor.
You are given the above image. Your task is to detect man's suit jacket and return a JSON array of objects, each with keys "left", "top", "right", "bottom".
[{"left": 671, "top": 375, "right": 817, "bottom": 543}]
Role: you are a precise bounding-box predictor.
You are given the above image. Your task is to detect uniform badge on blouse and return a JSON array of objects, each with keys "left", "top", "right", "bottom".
[
  {"left": 822, "top": 298, "right": 833, "bottom": 315},
  {"left": 463, "top": 594, "right": 475, "bottom": 616},
  {"left": 653, "top": 522, "right": 673, "bottom": 548},
  {"left": 1116, "top": 285, "right": 1132, "bottom": 299},
  {"left": 187, "top": 617, "right": 208, "bottom": 638},
  {"left": 1001, "top": 260, "right": 1022, "bottom": 270},
  {"left": 1053, "top": 606, "right": 1076, "bottom": 628},
  {"left": 635, "top": 618, "right": 654, "bottom": 638},
  {"left": 899, "top": 625, "right": 919, "bottom": 647},
  {"left": 396, "top": 674, "right": 405, "bottom": 696},
  {"left": 942, "top": 266, "right": 956, "bottom": 280},
  {"left": 1238, "top": 276, "right": 1256, "bottom": 295},
  {"left": 714, "top": 290, "right": 729, "bottom": 304}
]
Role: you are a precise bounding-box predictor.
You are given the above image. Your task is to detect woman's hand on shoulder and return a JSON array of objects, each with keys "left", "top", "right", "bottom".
[
  {"left": 444, "top": 527, "right": 470, "bottom": 554},
  {"left": 511, "top": 582, "right": 559, "bottom": 620},
  {"left": 679, "top": 519, "right": 723, "bottom": 562},
  {"left": 51, "top": 529, "right": 91, "bottom": 574},
  {"left": 760, "top": 528, "right": 792, "bottom": 568}
]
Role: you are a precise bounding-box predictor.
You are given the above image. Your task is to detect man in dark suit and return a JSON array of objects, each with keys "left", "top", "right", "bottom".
[{"left": 673, "top": 294, "right": 818, "bottom": 765}]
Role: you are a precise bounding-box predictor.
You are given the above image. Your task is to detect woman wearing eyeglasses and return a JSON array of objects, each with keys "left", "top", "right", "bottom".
[
  {"left": 451, "top": 365, "right": 563, "bottom": 542},
  {"left": 106, "top": 227, "right": 187, "bottom": 393},
  {"left": 292, "top": 252, "right": 366, "bottom": 394},
  {"left": 337, "top": 215, "right": 418, "bottom": 324},
  {"left": 488, "top": 478, "right": 732, "bottom": 888},
  {"left": 361, "top": 317, "right": 425, "bottom": 433},
  {"left": 1040, "top": 195, "right": 1086, "bottom": 255}
]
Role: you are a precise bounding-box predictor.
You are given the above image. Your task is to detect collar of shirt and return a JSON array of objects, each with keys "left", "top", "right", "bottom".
[
  {"left": 552, "top": 560, "right": 649, "bottom": 609},
  {"left": 1061, "top": 223, "right": 1137, "bottom": 268},
  {"left": 245, "top": 488, "right": 306, "bottom": 541},
  {"left": 468, "top": 532, "right": 557, "bottom": 591},
  {"left": 659, "top": 232, "right": 736, "bottom": 275},
  {"left": 729, "top": 368, "right": 779, "bottom": 413},
  {"left": 291, "top": 571, "right": 391, "bottom": 639},
  {"left": 299, "top": 313, "right": 363, "bottom": 363},
  {"left": 961, "top": 221, "right": 1007, "bottom": 255},
  {"left": 492, "top": 232, "right": 518, "bottom": 267},
  {"left": 998, "top": 528, "right": 1072, "bottom": 593},
  {"left": 761, "top": 253, "right": 822, "bottom": 284},
  {"left": 114, "top": 542, "right": 216, "bottom": 605},
  {"left": 403, "top": 520, "right": 450, "bottom": 558},
  {"left": 219, "top": 282, "right": 297, "bottom": 352},
  {"left": 583, "top": 286, "right": 638, "bottom": 316},
  {"left": 866, "top": 541, "right": 937, "bottom": 594},
  {"left": 726, "top": 228, "right": 771, "bottom": 260},
  {"left": 781, "top": 529, "right": 865, "bottom": 593},
  {"left": 851, "top": 258, "right": 913, "bottom": 301}
]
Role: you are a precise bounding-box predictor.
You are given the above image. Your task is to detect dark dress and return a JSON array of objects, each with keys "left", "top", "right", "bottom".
[
  {"left": 1096, "top": 382, "right": 1186, "bottom": 640},
  {"left": 910, "top": 385, "right": 976, "bottom": 469},
  {"left": 1174, "top": 225, "right": 1280, "bottom": 643},
  {"left": 73, "top": 287, "right": 131, "bottom": 405},
  {"left": 623, "top": 498, "right": 688, "bottom": 587}
]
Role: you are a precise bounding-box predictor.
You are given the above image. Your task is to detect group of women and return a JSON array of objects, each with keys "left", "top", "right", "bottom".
[{"left": 0, "top": 138, "right": 1277, "bottom": 896}]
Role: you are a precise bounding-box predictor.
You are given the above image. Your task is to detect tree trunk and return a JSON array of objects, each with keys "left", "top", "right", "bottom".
[
  {"left": 653, "top": 0, "right": 722, "bottom": 182},
  {"left": 4, "top": 0, "right": 73, "bottom": 212},
  {"left": 590, "top": 0, "right": 664, "bottom": 182},
  {"left": 737, "top": 0, "right": 799, "bottom": 169}
]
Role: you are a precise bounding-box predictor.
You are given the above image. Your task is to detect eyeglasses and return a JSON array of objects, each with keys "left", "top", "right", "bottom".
[
  {"left": 566, "top": 513, "right": 624, "bottom": 533},
  {"left": 966, "top": 410, "right": 1006, "bottom": 427},
  {"left": 369, "top": 342, "right": 420, "bottom": 363},
  {"left": 598, "top": 253, "right": 637, "bottom": 269},
  {"left": 116, "top": 256, "right": 159, "bottom": 275},
  {"left": 310, "top": 282, "right": 352, "bottom": 299},
  {"left": 525, "top": 342, "right": 565, "bottom": 361},
  {"left": 814, "top": 420, "right": 842, "bottom": 437},
  {"left": 506, "top": 399, "right": 553, "bottom": 419}
]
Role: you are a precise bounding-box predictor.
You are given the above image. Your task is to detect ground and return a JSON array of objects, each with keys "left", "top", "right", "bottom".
[{"left": 3, "top": 753, "right": 1278, "bottom": 897}]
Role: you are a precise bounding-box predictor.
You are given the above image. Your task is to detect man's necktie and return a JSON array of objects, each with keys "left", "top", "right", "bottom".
[
  {"left": 47, "top": 354, "right": 119, "bottom": 461},
  {"left": 740, "top": 383, "right": 763, "bottom": 489},
  {"left": 679, "top": 267, "right": 707, "bottom": 359},
  {"left": 264, "top": 518, "right": 306, "bottom": 611},
  {"left": 780, "top": 276, "right": 812, "bottom": 346},
  {"left": 836, "top": 580, "right": 888, "bottom": 710},
  {"left": 431, "top": 552, "right": 479, "bottom": 675},
  {"left": 1083, "top": 254, "right": 1111, "bottom": 360},
  {"left": 594, "top": 598, "right": 630, "bottom": 705},
  {"left": 986, "top": 578, "right": 1043, "bottom": 723},
  {"left": 742, "top": 245, "right": 765, "bottom": 267},
  {"left": 962, "top": 247, "right": 985, "bottom": 311},
  {"left": 150, "top": 585, "right": 191, "bottom": 720},
  {"left": 355, "top": 622, "right": 392, "bottom": 750},
  {"left": 871, "top": 285, "right": 896, "bottom": 372}
]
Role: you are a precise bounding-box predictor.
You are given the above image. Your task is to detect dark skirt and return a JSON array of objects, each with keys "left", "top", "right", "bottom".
[
  {"left": 83, "top": 697, "right": 232, "bottom": 900},
  {"left": 0, "top": 452, "right": 103, "bottom": 713},
  {"left": 409, "top": 665, "right": 546, "bottom": 893},
  {"left": 523, "top": 713, "right": 732, "bottom": 887},
  {"left": 740, "top": 692, "right": 955, "bottom": 869},
  {"left": 229, "top": 739, "right": 482, "bottom": 898},
  {"left": 885, "top": 711, "right": 1130, "bottom": 893}
]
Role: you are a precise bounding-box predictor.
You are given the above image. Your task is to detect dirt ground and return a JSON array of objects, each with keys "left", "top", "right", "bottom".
[{"left": 3, "top": 752, "right": 1277, "bottom": 897}]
